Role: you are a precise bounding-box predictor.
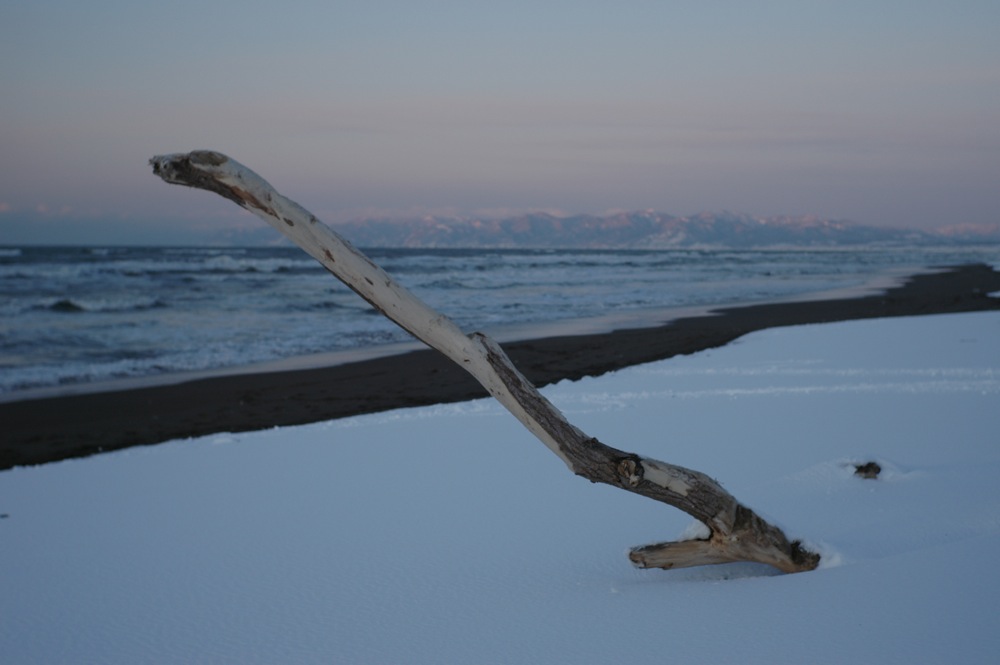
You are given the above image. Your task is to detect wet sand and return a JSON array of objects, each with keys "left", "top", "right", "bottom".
[{"left": 3, "top": 263, "right": 998, "bottom": 470}]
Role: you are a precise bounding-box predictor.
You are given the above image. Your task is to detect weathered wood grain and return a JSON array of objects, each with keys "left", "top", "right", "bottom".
[{"left": 151, "top": 150, "right": 820, "bottom": 573}]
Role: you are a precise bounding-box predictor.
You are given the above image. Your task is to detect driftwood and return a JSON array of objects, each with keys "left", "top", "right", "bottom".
[{"left": 150, "top": 150, "right": 820, "bottom": 574}]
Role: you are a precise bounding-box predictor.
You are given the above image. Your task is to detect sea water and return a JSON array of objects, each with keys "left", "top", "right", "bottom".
[{"left": 1, "top": 244, "right": 997, "bottom": 397}]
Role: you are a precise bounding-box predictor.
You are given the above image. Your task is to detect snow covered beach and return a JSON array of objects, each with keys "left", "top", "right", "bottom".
[{"left": 2, "top": 307, "right": 999, "bottom": 663}]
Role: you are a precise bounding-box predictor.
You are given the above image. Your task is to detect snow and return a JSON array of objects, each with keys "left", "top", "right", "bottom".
[{"left": 2, "top": 311, "right": 999, "bottom": 664}]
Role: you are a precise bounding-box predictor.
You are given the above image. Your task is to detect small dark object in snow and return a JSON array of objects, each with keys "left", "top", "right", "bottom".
[{"left": 854, "top": 462, "right": 881, "bottom": 479}]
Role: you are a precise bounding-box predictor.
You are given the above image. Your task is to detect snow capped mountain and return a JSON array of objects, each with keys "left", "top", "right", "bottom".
[{"left": 329, "top": 211, "right": 998, "bottom": 248}]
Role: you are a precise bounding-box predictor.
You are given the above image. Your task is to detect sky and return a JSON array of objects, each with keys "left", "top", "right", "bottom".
[{"left": 2, "top": 0, "right": 998, "bottom": 244}]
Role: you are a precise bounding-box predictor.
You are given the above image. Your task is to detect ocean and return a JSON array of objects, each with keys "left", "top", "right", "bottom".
[{"left": 2, "top": 244, "right": 998, "bottom": 399}]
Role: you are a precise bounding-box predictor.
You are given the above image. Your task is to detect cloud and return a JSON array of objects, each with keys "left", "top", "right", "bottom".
[{"left": 0, "top": 202, "right": 10, "bottom": 213}]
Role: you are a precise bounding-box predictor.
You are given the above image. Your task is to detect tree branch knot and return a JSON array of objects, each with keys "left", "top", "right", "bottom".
[{"left": 617, "top": 455, "right": 644, "bottom": 488}]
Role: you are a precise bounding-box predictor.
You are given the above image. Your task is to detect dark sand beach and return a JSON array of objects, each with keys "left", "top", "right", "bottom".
[{"left": 3, "top": 263, "right": 998, "bottom": 471}]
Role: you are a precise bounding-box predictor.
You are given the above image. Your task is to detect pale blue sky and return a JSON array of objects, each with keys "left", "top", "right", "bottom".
[{"left": 2, "top": 1, "right": 998, "bottom": 243}]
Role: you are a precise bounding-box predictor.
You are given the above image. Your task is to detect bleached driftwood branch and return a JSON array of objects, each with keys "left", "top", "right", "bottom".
[{"left": 150, "top": 150, "right": 820, "bottom": 574}]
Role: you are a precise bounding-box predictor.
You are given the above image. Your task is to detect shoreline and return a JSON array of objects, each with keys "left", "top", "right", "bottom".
[
  {"left": 3, "top": 263, "right": 999, "bottom": 471},
  {"left": 0, "top": 262, "right": 922, "bottom": 404}
]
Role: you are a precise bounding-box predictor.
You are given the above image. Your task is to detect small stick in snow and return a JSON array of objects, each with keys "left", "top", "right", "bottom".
[{"left": 150, "top": 150, "right": 820, "bottom": 574}]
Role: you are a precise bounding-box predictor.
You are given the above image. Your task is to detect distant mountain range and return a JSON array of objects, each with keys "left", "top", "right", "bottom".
[{"left": 319, "top": 211, "right": 999, "bottom": 249}]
